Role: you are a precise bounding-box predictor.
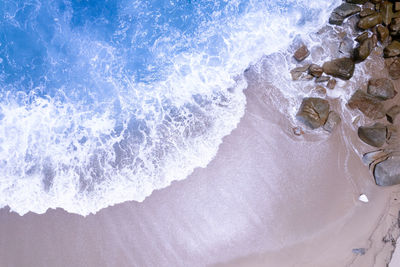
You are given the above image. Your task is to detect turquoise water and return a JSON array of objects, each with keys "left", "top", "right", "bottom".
[{"left": 0, "top": 0, "right": 339, "bottom": 215}]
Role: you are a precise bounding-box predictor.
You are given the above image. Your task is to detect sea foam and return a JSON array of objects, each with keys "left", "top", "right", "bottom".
[{"left": 0, "top": 0, "right": 340, "bottom": 215}]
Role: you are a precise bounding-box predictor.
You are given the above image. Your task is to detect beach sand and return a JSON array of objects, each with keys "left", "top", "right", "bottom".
[{"left": 1, "top": 59, "right": 400, "bottom": 266}]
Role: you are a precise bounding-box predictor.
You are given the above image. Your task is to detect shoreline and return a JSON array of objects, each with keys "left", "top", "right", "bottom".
[{"left": 1, "top": 57, "right": 400, "bottom": 266}]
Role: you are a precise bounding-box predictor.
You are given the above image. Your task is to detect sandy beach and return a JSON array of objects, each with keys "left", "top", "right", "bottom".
[{"left": 1, "top": 59, "right": 400, "bottom": 266}]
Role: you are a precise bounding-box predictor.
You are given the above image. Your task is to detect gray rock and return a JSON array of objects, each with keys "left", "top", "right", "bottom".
[
  {"left": 329, "top": 3, "right": 361, "bottom": 25},
  {"left": 323, "top": 58, "right": 355, "bottom": 80},
  {"left": 386, "top": 105, "right": 400, "bottom": 123},
  {"left": 374, "top": 156, "right": 400, "bottom": 186},
  {"left": 348, "top": 90, "right": 386, "bottom": 119},
  {"left": 358, "top": 123, "right": 387, "bottom": 147},
  {"left": 296, "top": 98, "right": 330, "bottom": 129},
  {"left": 358, "top": 13, "right": 383, "bottom": 29},
  {"left": 367, "top": 78, "right": 397, "bottom": 100},
  {"left": 384, "top": 40, "right": 400, "bottom": 57},
  {"left": 323, "top": 111, "right": 341, "bottom": 133},
  {"left": 329, "top": 12, "right": 345, "bottom": 25}
]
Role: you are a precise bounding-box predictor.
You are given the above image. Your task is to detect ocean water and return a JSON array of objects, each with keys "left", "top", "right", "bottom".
[{"left": 0, "top": 0, "right": 339, "bottom": 215}]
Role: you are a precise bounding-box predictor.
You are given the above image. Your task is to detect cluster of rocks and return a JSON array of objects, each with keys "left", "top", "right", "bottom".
[{"left": 293, "top": 0, "right": 400, "bottom": 186}]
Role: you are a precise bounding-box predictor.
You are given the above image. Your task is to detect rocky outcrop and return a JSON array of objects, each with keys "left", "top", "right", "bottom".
[
  {"left": 358, "top": 13, "right": 383, "bottom": 29},
  {"left": 367, "top": 78, "right": 397, "bottom": 100},
  {"left": 358, "top": 123, "right": 387, "bottom": 147},
  {"left": 294, "top": 45, "right": 310, "bottom": 62},
  {"left": 374, "top": 156, "right": 400, "bottom": 186},
  {"left": 323, "top": 111, "right": 341, "bottom": 133},
  {"left": 323, "top": 58, "right": 355, "bottom": 80},
  {"left": 296, "top": 98, "right": 330, "bottom": 129},
  {"left": 348, "top": 90, "right": 386, "bottom": 119}
]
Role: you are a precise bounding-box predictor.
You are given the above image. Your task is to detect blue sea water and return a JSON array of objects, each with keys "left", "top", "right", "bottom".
[{"left": 0, "top": 0, "right": 339, "bottom": 215}]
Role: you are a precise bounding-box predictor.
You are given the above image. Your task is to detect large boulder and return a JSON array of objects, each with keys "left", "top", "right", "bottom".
[
  {"left": 358, "top": 13, "right": 383, "bottom": 29},
  {"left": 329, "top": 3, "right": 361, "bottom": 25},
  {"left": 348, "top": 90, "right": 386, "bottom": 119},
  {"left": 296, "top": 98, "right": 330, "bottom": 129},
  {"left": 384, "top": 40, "right": 400, "bottom": 57},
  {"left": 374, "top": 156, "right": 400, "bottom": 186},
  {"left": 358, "top": 123, "right": 387, "bottom": 147},
  {"left": 353, "top": 37, "right": 374, "bottom": 62},
  {"left": 367, "top": 78, "right": 397, "bottom": 100},
  {"left": 323, "top": 58, "right": 355, "bottom": 80}
]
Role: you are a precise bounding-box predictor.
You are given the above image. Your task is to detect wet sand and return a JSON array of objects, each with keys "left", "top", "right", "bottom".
[{"left": 1, "top": 61, "right": 400, "bottom": 266}]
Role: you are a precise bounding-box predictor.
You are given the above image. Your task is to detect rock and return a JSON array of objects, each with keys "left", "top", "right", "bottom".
[
  {"left": 355, "top": 32, "right": 369, "bottom": 43},
  {"left": 358, "top": 123, "right": 387, "bottom": 147},
  {"left": 313, "top": 85, "right": 327, "bottom": 96},
  {"left": 358, "top": 13, "right": 383, "bottom": 29},
  {"left": 294, "top": 45, "right": 310, "bottom": 62},
  {"left": 352, "top": 248, "right": 366, "bottom": 255},
  {"left": 348, "top": 90, "right": 386, "bottom": 119},
  {"left": 360, "top": 8, "right": 375, "bottom": 17},
  {"left": 367, "top": 78, "right": 397, "bottom": 99},
  {"left": 353, "top": 37, "right": 374, "bottom": 62},
  {"left": 323, "top": 111, "right": 341, "bottom": 133},
  {"left": 374, "top": 156, "right": 400, "bottom": 186},
  {"left": 329, "top": 3, "right": 361, "bottom": 25},
  {"left": 381, "top": 1, "right": 393, "bottom": 25},
  {"left": 384, "top": 40, "right": 400, "bottom": 57},
  {"left": 388, "top": 58, "right": 400, "bottom": 79},
  {"left": 396, "top": 2, "right": 400, "bottom": 11},
  {"left": 339, "top": 37, "right": 355, "bottom": 57},
  {"left": 308, "top": 64, "right": 323, "bottom": 77},
  {"left": 329, "top": 13, "right": 345, "bottom": 25},
  {"left": 296, "top": 98, "right": 330, "bottom": 129},
  {"left": 290, "top": 65, "right": 310, "bottom": 80},
  {"left": 323, "top": 58, "right": 355, "bottom": 80},
  {"left": 390, "top": 18, "right": 400, "bottom": 36},
  {"left": 358, "top": 194, "right": 369, "bottom": 203},
  {"left": 327, "top": 78, "right": 337, "bottom": 89},
  {"left": 346, "top": 0, "right": 367, "bottom": 4},
  {"left": 315, "top": 76, "right": 331, "bottom": 83},
  {"left": 386, "top": 105, "right": 400, "bottom": 123},
  {"left": 377, "top": 24, "right": 390, "bottom": 43}
]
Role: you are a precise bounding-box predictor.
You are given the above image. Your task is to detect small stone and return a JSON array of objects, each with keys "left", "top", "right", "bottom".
[
  {"left": 327, "top": 79, "right": 337, "bottom": 89},
  {"left": 358, "top": 13, "right": 383, "bottom": 29},
  {"left": 388, "top": 58, "right": 400, "bottom": 79},
  {"left": 355, "top": 32, "right": 369, "bottom": 43},
  {"left": 294, "top": 45, "right": 310, "bottom": 62},
  {"left": 315, "top": 76, "right": 331, "bottom": 83},
  {"left": 367, "top": 78, "right": 397, "bottom": 100},
  {"left": 308, "top": 64, "right": 323, "bottom": 77},
  {"left": 313, "top": 85, "right": 327, "bottom": 96},
  {"left": 290, "top": 65, "right": 310, "bottom": 80},
  {"left": 359, "top": 194, "right": 369, "bottom": 203},
  {"left": 353, "top": 37, "right": 374, "bottom": 62},
  {"left": 323, "top": 111, "right": 341, "bottom": 133},
  {"left": 381, "top": 1, "right": 393, "bottom": 25},
  {"left": 374, "top": 156, "right": 400, "bottom": 186},
  {"left": 376, "top": 24, "right": 389, "bottom": 43},
  {"left": 293, "top": 127, "right": 304, "bottom": 136},
  {"left": 384, "top": 41, "right": 400, "bottom": 57},
  {"left": 358, "top": 123, "right": 387, "bottom": 147},
  {"left": 352, "top": 248, "right": 366, "bottom": 255},
  {"left": 386, "top": 105, "right": 400, "bottom": 123},
  {"left": 296, "top": 97, "right": 330, "bottom": 129},
  {"left": 323, "top": 58, "right": 355, "bottom": 80},
  {"left": 348, "top": 90, "right": 386, "bottom": 119}
]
